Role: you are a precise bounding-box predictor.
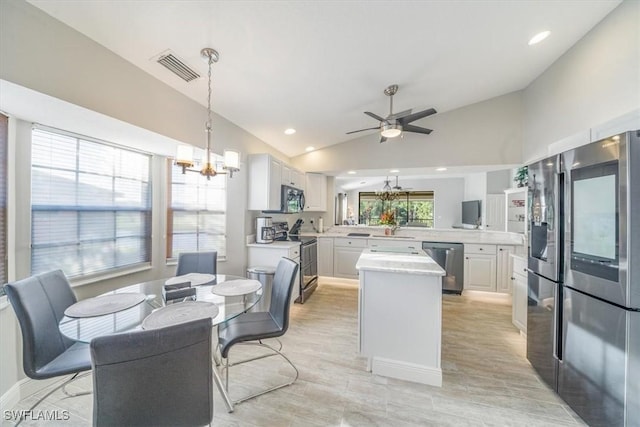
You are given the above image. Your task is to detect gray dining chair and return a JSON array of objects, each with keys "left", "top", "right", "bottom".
[
  {"left": 90, "top": 317, "right": 213, "bottom": 427},
  {"left": 176, "top": 251, "right": 217, "bottom": 276},
  {"left": 4, "top": 270, "right": 92, "bottom": 423},
  {"left": 218, "top": 257, "right": 299, "bottom": 410}
]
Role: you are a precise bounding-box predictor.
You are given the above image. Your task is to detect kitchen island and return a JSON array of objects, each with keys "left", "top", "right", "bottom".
[{"left": 356, "top": 246, "right": 446, "bottom": 386}]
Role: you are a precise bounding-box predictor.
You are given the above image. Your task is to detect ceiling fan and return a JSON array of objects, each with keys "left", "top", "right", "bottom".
[
  {"left": 391, "top": 176, "right": 412, "bottom": 191},
  {"left": 347, "top": 84, "right": 437, "bottom": 143}
]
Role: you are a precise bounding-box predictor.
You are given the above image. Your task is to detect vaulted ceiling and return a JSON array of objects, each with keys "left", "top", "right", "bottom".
[{"left": 28, "top": 0, "right": 620, "bottom": 157}]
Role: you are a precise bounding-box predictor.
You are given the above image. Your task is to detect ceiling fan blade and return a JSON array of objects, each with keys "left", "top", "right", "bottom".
[
  {"left": 387, "top": 109, "right": 413, "bottom": 120},
  {"left": 379, "top": 135, "right": 387, "bottom": 143},
  {"left": 346, "top": 127, "right": 380, "bottom": 135},
  {"left": 364, "top": 111, "right": 386, "bottom": 122},
  {"left": 403, "top": 124, "right": 433, "bottom": 135},
  {"left": 399, "top": 108, "right": 437, "bottom": 124}
]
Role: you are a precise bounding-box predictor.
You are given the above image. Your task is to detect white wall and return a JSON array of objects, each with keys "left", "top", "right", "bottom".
[
  {"left": 0, "top": 0, "right": 289, "bottom": 401},
  {"left": 463, "top": 173, "right": 488, "bottom": 227},
  {"left": 292, "top": 91, "right": 523, "bottom": 173},
  {"left": 522, "top": 0, "right": 640, "bottom": 162},
  {"left": 336, "top": 177, "right": 465, "bottom": 229}
]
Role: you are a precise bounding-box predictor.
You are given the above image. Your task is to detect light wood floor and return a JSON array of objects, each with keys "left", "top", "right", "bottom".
[{"left": 6, "top": 278, "right": 585, "bottom": 426}]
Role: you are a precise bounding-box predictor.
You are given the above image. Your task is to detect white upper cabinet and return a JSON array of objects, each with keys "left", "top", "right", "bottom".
[
  {"left": 304, "top": 173, "right": 327, "bottom": 211},
  {"left": 282, "top": 164, "right": 304, "bottom": 190},
  {"left": 248, "top": 154, "right": 282, "bottom": 211},
  {"left": 485, "top": 194, "right": 506, "bottom": 231}
]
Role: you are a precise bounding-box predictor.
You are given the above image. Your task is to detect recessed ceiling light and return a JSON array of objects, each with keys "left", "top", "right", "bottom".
[
  {"left": 528, "top": 31, "right": 550, "bottom": 46},
  {"left": 436, "top": 167, "right": 447, "bottom": 172},
  {"left": 347, "top": 171, "right": 356, "bottom": 175},
  {"left": 612, "top": 135, "right": 620, "bottom": 141},
  {"left": 305, "top": 146, "right": 315, "bottom": 152},
  {"left": 389, "top": 169, "right": 399, "bottom": 173},
  {"left": 284, "top": 128, "right": 296, "bottom": 135}
]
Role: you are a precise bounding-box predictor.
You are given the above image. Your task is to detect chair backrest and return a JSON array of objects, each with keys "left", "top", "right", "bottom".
[
  {"left": 4, "top": 270, "right": 77, "bottom": 379},
  {"left": 269, "top": 257, "right": 299, "bottom": 332},
  {"left": 90, "top": 318, "right": 213, "bottom": 427},
  {"left": 176, "top": 251, "right": 217, "bottom": 276}
]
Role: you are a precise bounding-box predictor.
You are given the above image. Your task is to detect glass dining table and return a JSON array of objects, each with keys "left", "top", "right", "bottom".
[{"left": 58, "top": 274, "right": 262, "bottom": 412}]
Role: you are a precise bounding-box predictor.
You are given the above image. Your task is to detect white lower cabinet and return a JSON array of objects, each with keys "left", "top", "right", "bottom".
[
  {"left": 318, "top": 237, "right": 334, "bottom": 276},
  {"left": 511, "top": 254, "right": 527, "bottom": 334},
  {"left": 463, "top": 244, "right": 497, "bottom": 292},
  {"left": 332, "top": 238, "right": 367, "bottom": 279},
  {"left": 496, "top": 245, "right": 514, "bottom": 293},
  {"left": 464, "top": 254, "right": 497, "bottom": 291}
]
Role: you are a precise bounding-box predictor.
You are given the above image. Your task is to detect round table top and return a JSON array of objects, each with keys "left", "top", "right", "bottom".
[{"left": 59, "top": 274, "right": 262, "bottom": 343}]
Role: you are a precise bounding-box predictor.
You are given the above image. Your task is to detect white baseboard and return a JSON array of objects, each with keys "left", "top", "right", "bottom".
[
  {"left": 0, "top": 377, "right": 64, "bottom": 413},
  {"left": 372, "top": 357, "right": 442, "bottom": 387}
]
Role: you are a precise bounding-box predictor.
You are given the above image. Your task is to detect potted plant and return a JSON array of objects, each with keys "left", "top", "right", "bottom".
[
  {"left": 379, "top": 211, "right": 397, "bottom": 235},
  {"left": 514, "top": 166, "right": 528, "bottom": 188}
]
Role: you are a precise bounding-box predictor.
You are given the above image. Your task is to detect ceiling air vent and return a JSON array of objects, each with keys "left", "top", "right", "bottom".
[{"left": 156, "top": 52, "right": 200, "bottom": 82}]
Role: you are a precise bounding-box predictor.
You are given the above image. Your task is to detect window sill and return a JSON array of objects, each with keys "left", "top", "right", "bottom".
[
  {"left": 165, "top": 257, "right": 227, "bottom": 267},
  {"left": 69, "top": 264, "right": 152, "bottom": 288}
]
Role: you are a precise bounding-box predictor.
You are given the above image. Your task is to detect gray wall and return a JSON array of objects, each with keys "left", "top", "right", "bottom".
[
  {"left": 487, "top": 169, "right": 512, "bottom": 194},
  {"left": 522, "top": 0, "right": 640, "bottom": 162}
]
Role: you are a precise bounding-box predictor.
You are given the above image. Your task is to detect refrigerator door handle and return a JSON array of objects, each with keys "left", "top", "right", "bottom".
[{"left": 554, "top": 283, "right": 563, "bottom": 362}]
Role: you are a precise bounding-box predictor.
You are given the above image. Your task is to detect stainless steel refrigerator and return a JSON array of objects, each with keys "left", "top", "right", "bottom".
[{"left": 527, "top": 130, "right": 640, "bottom": 427}]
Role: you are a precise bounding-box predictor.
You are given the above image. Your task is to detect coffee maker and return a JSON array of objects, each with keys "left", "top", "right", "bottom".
[{"left": 256, "top": 217, "right": 274, "bottom": 244}]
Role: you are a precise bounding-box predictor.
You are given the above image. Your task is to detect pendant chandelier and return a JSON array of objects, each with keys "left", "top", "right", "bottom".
[
  {"left": 376, "top": 177, "right": 399, "bottom": 202},
  {"left": 175, "top": 47, "right": 240, "bottom": 180}
]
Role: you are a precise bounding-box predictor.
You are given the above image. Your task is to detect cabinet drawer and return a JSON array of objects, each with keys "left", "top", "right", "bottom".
[
  {"left": 465, "top": 244, "right": 496, "bottom": 255},
  {"left": 288, "top": 245, "right": 301, "bottom": 259},
  {"left": 511, "top": 255, "right": 527, "bottom": 278},
  {"left": 334, "top": 238, "right": 367, "bottom": 248}
]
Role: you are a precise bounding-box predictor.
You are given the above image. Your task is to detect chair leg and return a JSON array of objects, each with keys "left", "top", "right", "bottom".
[
  {"left": 15, "top": 372, "right": 91, "bottom": 426},
  {"left": 221, "top": 340, "right": 298, "bottom": 408}
]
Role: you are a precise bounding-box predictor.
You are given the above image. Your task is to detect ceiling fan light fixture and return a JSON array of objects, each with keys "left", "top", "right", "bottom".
[{"left": 381, "top": 123, "right": 402, "bottom": 138}]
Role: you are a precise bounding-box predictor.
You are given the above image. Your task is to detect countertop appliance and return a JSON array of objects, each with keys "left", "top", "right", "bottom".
[
  {"left": 256, "top": 217, "right": 274, "bottom": 244},
  {"left": 274, "top": 220, "right": 318, "bottom": 303},
  {"left": 422, "top": 242, "right": 464, "bottom": 294},
  {"left": 264, "top": 185, "right": 304, "bottom": 214},
  {"left": 527, "top": 130, "right": 640, "bottom": 427}
]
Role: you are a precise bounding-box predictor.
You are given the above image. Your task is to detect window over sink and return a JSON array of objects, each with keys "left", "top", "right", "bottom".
[{"left": 358, "top": 191, "right": 434, "bottom": 228}]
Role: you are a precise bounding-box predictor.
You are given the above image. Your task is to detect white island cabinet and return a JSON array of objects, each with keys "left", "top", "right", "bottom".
[{"left": 356, "top": 247, "right": 445, "bottom": 387}]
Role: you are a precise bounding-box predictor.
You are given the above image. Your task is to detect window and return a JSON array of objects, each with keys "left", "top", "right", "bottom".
[
  {"left": 167, "top": 159, "right": 226, "bottom": 260},
  {"left": 359, "top": 191, "right": 434, "bottom": 227},
  {"left": 31, "top": 128, "right": 152, "bottom": 277}
]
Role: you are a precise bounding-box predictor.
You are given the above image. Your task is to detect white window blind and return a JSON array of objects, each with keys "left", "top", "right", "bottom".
[
  {"left": 31, "top": 128, "right": 152, "bottom": 277},
  {"left": 167, "top": 159, "right": 227, "bottom": 260}
]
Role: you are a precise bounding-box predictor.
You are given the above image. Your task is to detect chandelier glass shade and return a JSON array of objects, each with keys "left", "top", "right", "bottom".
[{"left": 175, "top": 47, "right": 240, "bottom": 179}]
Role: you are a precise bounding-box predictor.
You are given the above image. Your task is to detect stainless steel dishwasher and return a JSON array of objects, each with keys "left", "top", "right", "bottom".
[{"left": 421, "top": 242, "right": 464, "bottom": 294}]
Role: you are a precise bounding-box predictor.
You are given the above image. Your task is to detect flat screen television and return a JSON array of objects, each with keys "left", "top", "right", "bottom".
[{"left": 462, "top": 200, "right": 481, "bottom": 227}]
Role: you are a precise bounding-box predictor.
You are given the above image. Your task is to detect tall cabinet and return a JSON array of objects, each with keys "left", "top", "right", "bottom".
[{"left": 504, "top": 188, "right": 527, "bottom": 234}]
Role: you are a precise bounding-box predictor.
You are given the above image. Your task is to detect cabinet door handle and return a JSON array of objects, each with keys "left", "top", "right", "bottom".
[
  {"left": 466, "top": 257, "right": 469, "bottom": 260},
  {"left": 479, "top": 248, "right": 483, "bottom": 251},
  {"left": 499, "top": 248, "right": 503, "bottom": 251},
  {"left": 511, "top": 277, "right": 515, "bottom": 280}
]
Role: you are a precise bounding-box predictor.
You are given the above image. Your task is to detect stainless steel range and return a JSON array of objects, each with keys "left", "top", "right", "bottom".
[{"left": 272, "top": 220, "right": 318, "bottom": 303}]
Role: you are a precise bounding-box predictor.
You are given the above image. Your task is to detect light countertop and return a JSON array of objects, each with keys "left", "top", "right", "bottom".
[
  {"left": 315, "top": 227, "right": 525, "bottom": 245},
  {"left": 356, "top": 247, "right": 446, "bottom": 276},
  {"left": 246, "top": 241, "right": 301, "bottom": 249}
]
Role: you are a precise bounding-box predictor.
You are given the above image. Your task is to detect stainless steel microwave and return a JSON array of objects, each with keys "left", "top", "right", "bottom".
[
  {"left": 264, "top": 185, "right": 305, "bottom": 214},
  {"left": 281, "top": 185, "right": 305, "bottom": 214}
]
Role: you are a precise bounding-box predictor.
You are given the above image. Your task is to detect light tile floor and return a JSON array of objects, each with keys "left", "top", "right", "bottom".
[{"left": 4, "top": 278, "right": 585, "bottom": 426}]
